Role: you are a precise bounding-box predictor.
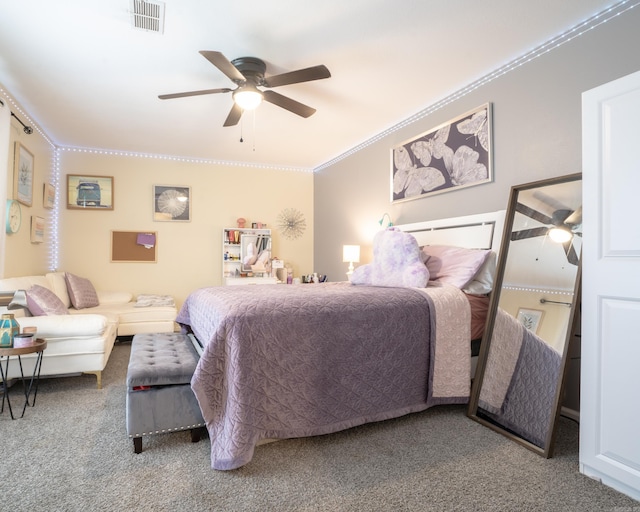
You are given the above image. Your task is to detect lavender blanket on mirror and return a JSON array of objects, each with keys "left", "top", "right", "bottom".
[{"left": 176, "top": 282, "right": 470, "bottom": 470}]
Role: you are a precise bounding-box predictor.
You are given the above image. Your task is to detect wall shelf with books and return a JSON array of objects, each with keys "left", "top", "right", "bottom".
[{"left": 222, "top": 228, "right": 276, "bottom": 285}]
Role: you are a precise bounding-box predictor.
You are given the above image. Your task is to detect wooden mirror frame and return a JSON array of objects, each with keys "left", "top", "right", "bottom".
[{"left": 467, "top": 173, "right": 582, "bottom": 458}]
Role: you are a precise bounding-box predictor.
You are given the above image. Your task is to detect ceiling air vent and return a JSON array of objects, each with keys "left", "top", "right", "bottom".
[{"left": 130, "top": 0, "right": 165, "bottom": 34}]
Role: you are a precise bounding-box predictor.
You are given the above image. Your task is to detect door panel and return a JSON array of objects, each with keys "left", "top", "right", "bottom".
[{"left": 581, "top": 69, "right": 640, "bottom": 501}]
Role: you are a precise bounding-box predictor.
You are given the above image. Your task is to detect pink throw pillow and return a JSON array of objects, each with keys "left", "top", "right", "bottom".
[
  {"left": 65, "top": 272, "right": 99, "bottom": 309},
  {"left": 421, "top": 245, "right": 490, "bottom": 289},
  {"left": 26, "top": 285, "right": 69, "bottom": 316}
]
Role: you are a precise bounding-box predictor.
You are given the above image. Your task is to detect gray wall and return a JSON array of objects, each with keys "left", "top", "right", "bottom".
[{"left": 314, "top": 7, "right": 640, "bottom": 282}]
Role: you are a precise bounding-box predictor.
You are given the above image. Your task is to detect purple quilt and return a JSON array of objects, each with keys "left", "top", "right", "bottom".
[{"left": 176, "top": 282, "right": 470, "bottom": 470}]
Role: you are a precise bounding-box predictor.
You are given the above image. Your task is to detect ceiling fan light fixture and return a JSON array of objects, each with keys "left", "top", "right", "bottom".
[
  {"left": 548, "top": 226, "right": 572, "bottom": 243},
  {"left": 232, "top": 85, "right": 264, "bottom": 110}
]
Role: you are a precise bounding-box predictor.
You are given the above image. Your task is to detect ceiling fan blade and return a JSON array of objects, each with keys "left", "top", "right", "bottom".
[
  {"left": 515, "top": 202, "right": 553, "bottom": 225},
  {"left": 263, "top": 90, "right": 316, "bottom": 118},
  {"left": 564, "top": 205, "right": 582, "bottom": 226},
  {"left": 264, "top": 65, "right": 331, "bottom": 88},
  {"left": 511, "top": 227, "right": 550, "bottom": 241},
  {"left": 563, "top": 240, "right": 580, "bottom": 265},
  {"left": 158, "top": 88, "right": 232, "bottom": 100},
  {"left": 223, "top": 103, "right": 243, "bottom": 127},
  {"left": 199, "top": 51, "right": 246, "bottom": 83}
]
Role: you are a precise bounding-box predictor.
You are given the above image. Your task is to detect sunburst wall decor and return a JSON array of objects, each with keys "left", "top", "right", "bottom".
[{"left": 277, "top": 208, "right": 306, "bottom": 240}]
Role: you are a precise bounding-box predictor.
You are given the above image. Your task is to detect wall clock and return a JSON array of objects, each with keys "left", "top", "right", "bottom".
[{"left": 5, "top": 199, "right": 22, "bottom": 234}]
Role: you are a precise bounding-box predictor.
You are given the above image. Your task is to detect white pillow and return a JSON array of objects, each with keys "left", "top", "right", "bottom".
[{"left": 462, "top": 251, "right": 496, "bottom": 295}]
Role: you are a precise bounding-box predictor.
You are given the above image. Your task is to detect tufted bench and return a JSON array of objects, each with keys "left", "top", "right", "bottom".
[{"left": 126, "top": 332, "right": 205, "bottom": 453}]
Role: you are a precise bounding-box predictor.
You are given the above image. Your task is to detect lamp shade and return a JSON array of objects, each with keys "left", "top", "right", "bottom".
[
  {"left": 342, "top": 245, "right": 360, "bottom": 263},
  {"left": 233, "top": 85, "right": 264, "bottom": 110}
]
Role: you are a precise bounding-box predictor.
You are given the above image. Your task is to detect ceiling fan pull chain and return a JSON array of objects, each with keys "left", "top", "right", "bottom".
[{"left": 252, "top": 110, "right": 257, "bottom": 152}]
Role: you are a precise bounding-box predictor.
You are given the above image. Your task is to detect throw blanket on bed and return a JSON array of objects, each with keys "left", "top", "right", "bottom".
[
  {"left": 478, "top": 307, "right": 562, "bottom": 447},
  {"left": 177, "top": 282, "right": 470, "bottom": 470}
]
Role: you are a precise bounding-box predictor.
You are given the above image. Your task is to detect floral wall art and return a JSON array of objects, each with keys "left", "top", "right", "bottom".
[{"left": 391, "top": 103, "right": 492, "bottom": 203}]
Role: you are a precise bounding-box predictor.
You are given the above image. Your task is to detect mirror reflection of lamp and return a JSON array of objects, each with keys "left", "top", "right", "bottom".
[
  {"left": 342, "top": 245, "right": 360, "bottom": 277},
  {"left": 548, "top": 226, "right": 573, "bottom": 243}
]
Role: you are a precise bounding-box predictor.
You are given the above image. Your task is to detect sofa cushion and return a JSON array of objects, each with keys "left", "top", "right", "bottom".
[
  {"left": 16, "top": 312, "right": 109, "bottom": 338},
  {"left": 65, "top": 272, "right": 100, "bottom": 309},
  {"left": 46, "top": 272, "right": 72, "bottom": 308},
  {"left": 26, "top": 284, "right": 70, "bottom": 316},
  {"left": 0, "top": 275, "right": 50, "bottom": 294}
]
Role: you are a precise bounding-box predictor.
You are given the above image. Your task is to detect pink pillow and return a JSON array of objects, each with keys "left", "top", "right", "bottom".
[
  {"left": 421, "top": 245, "right": 490, "bottom": 289},
  {"left": 65, "top": 272, "right": 99, "bottom": 309},
  {"left": 26, "top": 285, "right": 69, "bottom": 316}
]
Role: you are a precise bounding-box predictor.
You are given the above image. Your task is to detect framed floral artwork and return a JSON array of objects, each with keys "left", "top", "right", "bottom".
[
  {"left": 391, "top": 103, "right": 493, "bottom": 203},
  {"left": 516, "top": 308, "right": 544, "bottom": 334},
  {"left": 14, "top": 142, "right": 34, "bottom": 207}
]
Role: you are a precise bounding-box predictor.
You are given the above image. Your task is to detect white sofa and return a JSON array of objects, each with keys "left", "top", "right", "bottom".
[{"left": 0, "top": 272, "right": 177, "bottom": 388}]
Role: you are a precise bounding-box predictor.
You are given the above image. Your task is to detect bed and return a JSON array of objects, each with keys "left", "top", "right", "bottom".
[{"left": 177, "top": 211, "right": 505, "bottom": 470}]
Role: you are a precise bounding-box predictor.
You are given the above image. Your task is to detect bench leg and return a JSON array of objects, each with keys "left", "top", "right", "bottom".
[
  {"left": 190, "top": 428, "right": 201, "bottom": 443},
  {"left": 133, "top": 437, "right": 142, "bottom": 454}
]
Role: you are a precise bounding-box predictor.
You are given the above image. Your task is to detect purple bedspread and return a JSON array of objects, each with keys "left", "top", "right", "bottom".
[{"left": 176, "top": 282, "right": 467, "bottom": 470}]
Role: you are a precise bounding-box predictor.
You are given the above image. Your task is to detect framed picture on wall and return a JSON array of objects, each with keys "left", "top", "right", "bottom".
[
  {"left": 43, "top": 182, "right": 55, "bottom": 209},
  {"left": 390, "top": 103, "right": 493, "bottom": 203},
  {"left": 30, "top": 215, "right": 44, "bottom": 243},
  {"left": 14, "top": 142, "right": 34, "bottom": 207},
  {"left": 516, "top": 308, "right": 544, "bottom": 334},
  {"left": 67, "top": 174, "right": 114, "bottom": 210},
  {"left": 153, "top": 185, "right": 191, "bottom": 222}
]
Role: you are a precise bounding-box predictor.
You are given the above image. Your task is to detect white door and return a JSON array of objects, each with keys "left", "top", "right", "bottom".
[{"left": 581, "top": 69, "right": 640, "bottom": 501}]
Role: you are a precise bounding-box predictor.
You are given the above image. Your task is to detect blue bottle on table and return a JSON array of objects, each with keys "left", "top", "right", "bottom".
[{"left": 0, "top": 313, "right": 19, "bottom": 348}]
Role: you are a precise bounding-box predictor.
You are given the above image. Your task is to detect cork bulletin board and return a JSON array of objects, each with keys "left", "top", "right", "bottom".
[{"left": 110, "top": 231, "right": 157, "bottom": 263}]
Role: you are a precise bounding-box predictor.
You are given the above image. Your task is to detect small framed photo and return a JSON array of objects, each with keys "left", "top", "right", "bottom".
[
  {"left": 14, "top": 142, "right": 34, "bottom": 207},
  {"left": 43, "top": 183, "right": 55, "bottom": 209},
  {"left": 67, "top": 174, "right": 114, "bottom": 210},
  {"left": 516, "top": 308, "right": 544, "bottom": 334},
  {"left": 153, "top": 185, "right": 191, "bottom": 222},
  {"left": 30, "top": 216, "right": 44, "bottom": 243}
]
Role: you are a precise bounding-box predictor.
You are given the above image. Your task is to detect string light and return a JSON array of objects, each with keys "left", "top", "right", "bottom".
[{"left": 314, "top": 0, "right": 639, "bottom": 172}]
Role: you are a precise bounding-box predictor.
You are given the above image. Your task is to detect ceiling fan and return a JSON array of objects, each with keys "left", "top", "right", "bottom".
[
  {"left": 158, "top": 51, "right": 331, "bottom": 127},
  {"left": 511, "top": 202, "right": 582, "bottom": 265}
]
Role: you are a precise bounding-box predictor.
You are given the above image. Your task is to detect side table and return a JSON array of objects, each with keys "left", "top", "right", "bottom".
[{"left": 0, "top": 338, "right": 47, "bottom": 419}]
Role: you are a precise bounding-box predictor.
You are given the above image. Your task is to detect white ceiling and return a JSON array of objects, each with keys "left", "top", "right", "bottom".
[{"left": 0, "top": 0, "right": 619, "bottom": 170}]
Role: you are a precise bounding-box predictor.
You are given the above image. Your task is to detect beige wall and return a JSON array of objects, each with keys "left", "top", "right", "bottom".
[
  {"left": 57, "top": 151, "right": 314, "bottom": 308},
  {"left": 1, "top": 106, "right": 314, "bottom": 308},
  {"left": 2, "top": 113, "right": 55, "bottom": 277}
]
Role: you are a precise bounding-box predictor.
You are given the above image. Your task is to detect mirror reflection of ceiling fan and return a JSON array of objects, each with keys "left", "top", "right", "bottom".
[
  {"left": 158, "top": 51, "right": 331, "bottom": 127},
  {"left": 511, "top": 202, "right": 582, "bottom": 265}
]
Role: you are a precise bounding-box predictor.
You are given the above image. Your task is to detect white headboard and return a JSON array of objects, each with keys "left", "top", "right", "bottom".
[{"left": 396, "top": 210, "right": 506, "bottom": 255}]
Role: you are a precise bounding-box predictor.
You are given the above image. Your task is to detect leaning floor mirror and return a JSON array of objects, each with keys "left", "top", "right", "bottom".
[{"left": 468, "top": 173, "right": 582, "bottom": 457}]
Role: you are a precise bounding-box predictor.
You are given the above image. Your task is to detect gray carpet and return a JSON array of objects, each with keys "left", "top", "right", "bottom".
[{"left": 1, "top": 342, "right": 637, "bottom": 512}]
